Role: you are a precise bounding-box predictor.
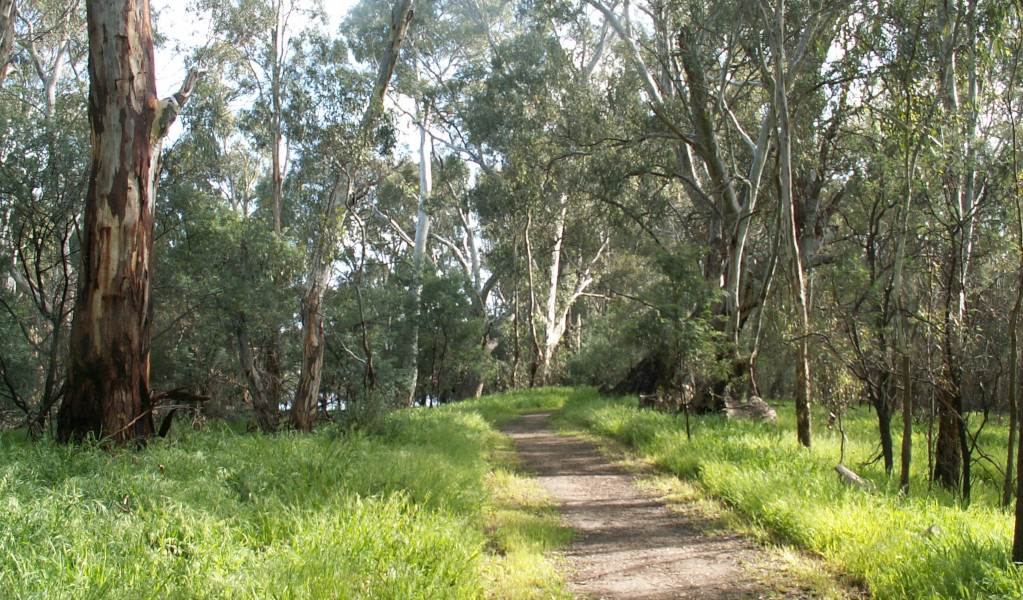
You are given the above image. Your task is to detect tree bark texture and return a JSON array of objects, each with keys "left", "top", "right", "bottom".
[
  {"left": 290, "top": 265, "right": 328, "bottom": 431},
  {"left": 933, "top": 387, "right": 963, "bottom": 490},
  {"left": 1006, "top": 30, "right": 1023, "bottom": 508},
  {"left": 0, "top": 0, "right": 14, "bottom": 87},
  {"left": 1015, "top": 402, "right": 1023, "bottom": 561},
  {"left": 1005, "top": 264, "right": 1021, "bottom": 506},
  {"left": 876, "top": 396, "right": 894, "bottom": 475},
  {"left": 899, "top": 353, "right": 912, "bottom": 491},
  {"left": 58, "top": 0, "right": 194, "bottom": 443}
]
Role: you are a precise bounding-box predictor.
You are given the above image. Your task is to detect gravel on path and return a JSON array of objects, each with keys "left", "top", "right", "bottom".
[{"left": 502, "top": 411, "right": 814, "bottom": 600}]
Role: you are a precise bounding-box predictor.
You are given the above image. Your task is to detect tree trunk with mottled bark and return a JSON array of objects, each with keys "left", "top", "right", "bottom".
[
  {"left": 0, "top": 0, "right": 14, "bottom": 87},
  {"left": 58, "top": 0, "right": 196, "bottom": 443},
  {"left": 291, "top": 264, "right": 328, "bottom": 431}
]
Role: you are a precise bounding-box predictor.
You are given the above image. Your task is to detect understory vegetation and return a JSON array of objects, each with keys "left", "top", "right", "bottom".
[
  {"left": 0, "top": 389, "right": 572, "bottom": 600},
  {"left": 562, "top": 390, "right": 1023, "bottom": 600}
]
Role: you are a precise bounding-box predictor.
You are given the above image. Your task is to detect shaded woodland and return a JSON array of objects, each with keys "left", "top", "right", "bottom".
[{"left": 4, "top": 0, "right": 1023, "bottom": 550}]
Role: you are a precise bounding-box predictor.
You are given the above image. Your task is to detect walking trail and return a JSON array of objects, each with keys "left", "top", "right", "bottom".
[{"left": 502, "top": 411, "right": 820, "bottom": 600}]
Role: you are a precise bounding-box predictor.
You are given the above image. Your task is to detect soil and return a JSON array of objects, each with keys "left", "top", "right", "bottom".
[{"left": 501, "top": 411, "right": 827, "bottom": 600}]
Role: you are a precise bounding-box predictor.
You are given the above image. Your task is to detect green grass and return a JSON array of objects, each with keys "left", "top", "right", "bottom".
[
  {"left": 561, "top": 389, "right": 1023, "bottom": 600},
  {"left": 455, "top": 387, "right": 578, "bottom": 425},
  {"left": 479, "top": 448, "right": 574, "bottom": 599},
  {"left": 458, "top": 387, "right": 575, "bottom": 599},
  {"left": 0, "top": 393, "right": 574, "bottom": 600}
]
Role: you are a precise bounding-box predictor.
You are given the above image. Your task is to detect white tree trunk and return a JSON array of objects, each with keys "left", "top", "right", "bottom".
[
  {"left": 760, "top": 0, "right": 811, "bottom": 448},
  {"left": 0, "top": 0, "right": 15, "bottom": 87},
  {"left": 406, "top": 104, "right": 433, "bottom": 405},
  {"left": 541, "top": 197, "right": 568, "bottom": 377}
]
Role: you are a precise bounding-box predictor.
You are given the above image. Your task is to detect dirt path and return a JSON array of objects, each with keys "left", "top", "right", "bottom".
[{"left": 502, "top": 411, "right": 811, "bottom": 600}]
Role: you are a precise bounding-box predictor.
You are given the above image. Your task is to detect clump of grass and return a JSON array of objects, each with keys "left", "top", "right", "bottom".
[{"left": 562, "top": 392, "right": 1023, "bottom": 599}]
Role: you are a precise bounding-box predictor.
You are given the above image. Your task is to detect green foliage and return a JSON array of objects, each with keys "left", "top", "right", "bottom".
[
  {"left": 153, "top": 145, "right": 303, "bottom": 405},
  {"left": 567, "top": 245, "right": 724, "bottom": 389},
  {"left": 415, "top": 272, "right": 491, "bottom": 399},
  {"left": 0, "top": 10, "right": 89, "bottom": 427},
  {"left": 0, "top": 395, "right": 577, "bottom": 599},
  {"left": 562, "top": 391, "right": 1023, "bottom": 600},
  {"left": 567, "top": 310, "right": 643, "bottom": 388}
]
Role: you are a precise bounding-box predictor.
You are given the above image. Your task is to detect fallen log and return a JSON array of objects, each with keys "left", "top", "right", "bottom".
[
  {"left": 835, "top": 464, "right": 876, "bottom": 493},
  {"left": 724, "top": 396, "right": 777, "bottom": 423}
]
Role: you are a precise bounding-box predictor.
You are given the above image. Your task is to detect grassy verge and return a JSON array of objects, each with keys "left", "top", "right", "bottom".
[
  {"left": 463, "top": 387, "right": 575, "bottom": 599},
  {"left": 561, "top": 390, "right": 1023, "bottom": 600},
  {"left": 480, "top": 441, "right": 574, "bottom": 599},
  {"left": 0, "top": 392, "right": 573, "bottom": 600}
]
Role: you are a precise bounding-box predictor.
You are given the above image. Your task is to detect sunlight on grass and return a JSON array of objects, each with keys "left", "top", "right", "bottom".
[
  {"left": 482, "top": 468, "right": 574, "bottom": 600},
  {"left": 0, "top": 393, "right": 575, "bottom": 600},
  {"left": 562, "top": 391, "right": 1023, "bottom": 600},
  {"left": 456, "top": 386, "right": 575, "bottom": 425}
]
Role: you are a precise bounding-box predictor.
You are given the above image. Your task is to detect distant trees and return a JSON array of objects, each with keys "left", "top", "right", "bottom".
[
  {"left": 560, "top": 0, "right": 1023, "bottom": 500},
  {"left": 0, "top": 0, "right": 86, "bottom": 437}
]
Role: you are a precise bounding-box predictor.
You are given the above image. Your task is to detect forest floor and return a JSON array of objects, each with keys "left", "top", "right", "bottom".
[{"left": 502, "top": 411, "right": 854, "bottom": 600}]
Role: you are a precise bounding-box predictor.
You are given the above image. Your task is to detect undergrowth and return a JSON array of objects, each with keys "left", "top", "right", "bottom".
[
  {"left": 0, "top": 388, "right": 575, "bottom": 600},
  {"left": 562, "top": 390, "right": 1023, "bottom": 600}
]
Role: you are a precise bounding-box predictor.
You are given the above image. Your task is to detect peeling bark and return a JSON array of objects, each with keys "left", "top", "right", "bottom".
[
  {"left": 57, "top": 0, "right": 196, "bottom": 444},
  {"left": 0, "top": 0, "right": 14, "bottom": 87},
  {"left": 291, "top": 263, "right": 328, "bottom": 431}
]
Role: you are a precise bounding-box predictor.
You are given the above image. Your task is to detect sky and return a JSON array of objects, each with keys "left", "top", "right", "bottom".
[
  {"left": 147, "top": 0, "right": 365, "bottom": 143},
  {"left": 149, "top": 0, "right": 358, "bottom": 96}
]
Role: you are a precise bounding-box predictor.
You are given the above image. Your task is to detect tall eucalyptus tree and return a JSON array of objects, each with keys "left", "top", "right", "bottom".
[
  {"left": 57, "top": 0, "right": 198, "bottom": 443},
  {"left": 289, "top": 0, "right": 417, "bottom": 430}
]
